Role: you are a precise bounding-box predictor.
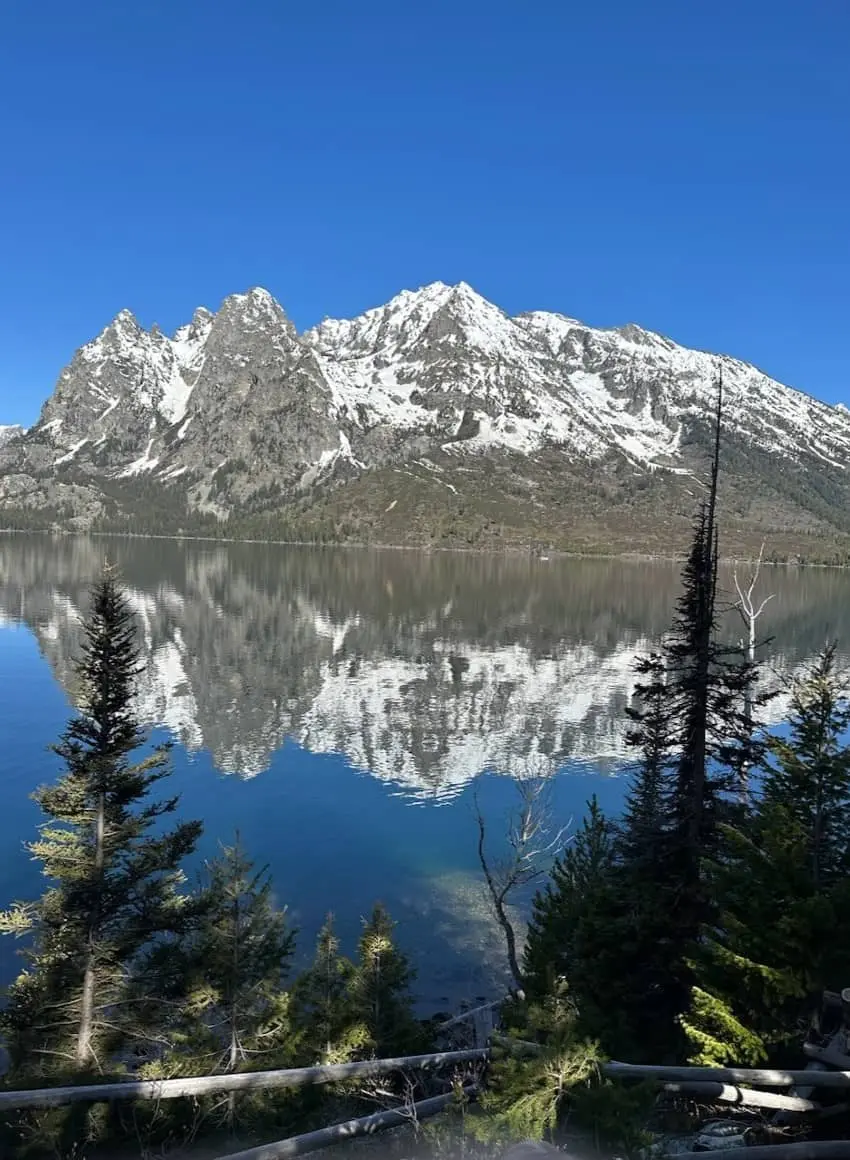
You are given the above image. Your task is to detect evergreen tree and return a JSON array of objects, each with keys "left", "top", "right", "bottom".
[
  {"left": 293, "top": 915, "right": 366, "bottom": 1064},
  {"left": 683, "top": 646, "right": 850, "bottom": 1063},
  {"left": 763, "top": 643, "right": 850, "bottom": 887},
  {"left": 0, "top": 568, "right": 202, "bottom": 1083},
  {"left": 523, "top": 799, "right": 623, "bottom": 1049},
  {"left": 620, "top": 653, "right": 671, "bottom": 868},
  {"left": 347, "top": 903, "right": 420, "bottom": 1057},
  {"left": 182, "top": 835, "right": 297, "bottom": 1075},
  {"left": 525, "top": 381, "right": 769, "bottom": 1065},
  {"left": 472, "top": 981, "right": 603, "bottom": 1144},
  {"left": 610, "top": 380, "right": 767, "bottom": 1061}
]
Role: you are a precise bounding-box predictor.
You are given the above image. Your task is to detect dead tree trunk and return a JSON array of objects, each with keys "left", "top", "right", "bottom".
[
  {"left": 75, "top": 788, "right": 105, "bottom": 1068},
  {"left": 732, "top": 540, "right": 774, "bottom": 800},
  {"left": 474, "top": 779, "right": 567, "bottom": 992}
]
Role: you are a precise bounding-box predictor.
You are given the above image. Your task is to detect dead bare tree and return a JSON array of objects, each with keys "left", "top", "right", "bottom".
[
  {"left": 474, "top": 778, "right": 569, "bottom": 992},
  {"left": 732, "top": 541, "right": 775, "bottom": 800},
  {"left": 733, "top": 541, "right": 774, "bottom": 665}
]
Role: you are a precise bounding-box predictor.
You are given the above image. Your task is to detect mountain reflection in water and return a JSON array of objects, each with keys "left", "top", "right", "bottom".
[{"left": 1, "top": 534, "right": 849, "bottom": 1006}]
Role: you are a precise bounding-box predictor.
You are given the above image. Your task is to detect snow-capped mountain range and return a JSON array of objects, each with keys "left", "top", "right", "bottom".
[{"left": 2, "top": 281, "right": 849, "bottom": 545}]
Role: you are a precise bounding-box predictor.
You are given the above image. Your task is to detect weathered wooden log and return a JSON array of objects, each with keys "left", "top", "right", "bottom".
[
  {"left": 683, "top": 1146, "right": 850, "bottom": 1160},
  {"left": 662, "top": 1081, "right": 817, "bottom": 1112},
  {"left": 604, "top": 1061, "right": 850, "bottom": 1089},
  {"left": 803, "top": 1041, "right": 850, "bottom": 1071},
  {"left": 215, "top": 1087, "right": 476, "bottom": 1160},
  {"left": 0, "top": 1049, "right": 488, "bottom": 1111}
]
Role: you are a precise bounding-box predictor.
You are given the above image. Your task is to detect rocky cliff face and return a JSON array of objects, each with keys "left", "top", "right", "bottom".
[
  {"left": 0, "top": 426, "right": 25, "bottom": 449},
  {"left": 3, "top": 282, "right": 849, "bottom": 546}
]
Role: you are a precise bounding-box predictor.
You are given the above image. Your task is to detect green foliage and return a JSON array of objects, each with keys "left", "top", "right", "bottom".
[
  {"left": 0, "top": 569, "right": 203, "bottom": 1153},
  {"left": 763, "top": 643, "right": 850, "bottom": 886},
  {"left": 472, "top": 983, "right": 602, "bottom": 1143},
  {"left": 347, "top": 902, "right": 423, "bottom": 1057},
  {"left": 294, "top": 904, "right": 423, "bottom": 1065},
  {"left": 523, "top": 799, "right": 626, "bottom": 1051},
  {"left": 293, "top": 914, "right": 368, "bottom": 1064},
  {"left": 679, "top": 985, "right": 769, "bottom": 1066},
  {"left": 183, "top": 835, "right": 297, "bottom": 1072},
  {"left": 683, "top": 646, "right": 850, "bottom": 1064}
]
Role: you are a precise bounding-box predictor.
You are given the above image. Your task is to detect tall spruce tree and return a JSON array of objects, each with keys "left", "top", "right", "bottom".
[
  {"left": 524, "top": 378, "right": 769, "bottom": 1064},
  {"left": 683, "top": 645, "right": 850, "bottom": 1063},
  {"left": 0, "top": 568, "right": 203, "bottom": 1082},
  {"left": 615, "top": 378, "right": 769, "bottom": 1061}
]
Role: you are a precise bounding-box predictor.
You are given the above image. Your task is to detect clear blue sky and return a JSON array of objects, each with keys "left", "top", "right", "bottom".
[{"left": 1, "top": 0, "right": 848, "bottom": 426}]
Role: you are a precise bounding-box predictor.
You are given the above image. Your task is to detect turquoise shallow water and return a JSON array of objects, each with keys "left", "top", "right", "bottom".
[{"left": 1, "top": 534, "right": 847, "bottom": 1009}]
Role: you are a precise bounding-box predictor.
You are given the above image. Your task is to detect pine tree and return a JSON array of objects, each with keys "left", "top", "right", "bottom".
[
  {"left": 183, "top": 835, "right": 297, "bottom": 1075},
  {"left": 347, "top": 903, "right": 420, "bottom": 1057},
  {"left": 610, "top": 379, "right": 768, "bottom": 1061},
  {"left": 472, "top": 981, "right": 603, "bottom": 1144},
  {"left": 523, "top": 799, "right": 624, "bottom": 1050},
  {"left": 0, "top": 568, "right": 203, "bottom": 1084},
  {"left": 620, "top": 653, "right": 671, "bottom": 868},
  {"left": 293, "top": 915, "right": 365, "bottom": 1064},
  {"left": 683, "top": 646, "right": 850, "bottom": 1063},
  {"left": 763, "top": 643, "right": 850, "bottom": 887}
]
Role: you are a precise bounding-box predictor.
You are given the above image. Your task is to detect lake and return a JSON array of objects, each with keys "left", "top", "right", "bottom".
[{"left": 1, "top": 534, "right": 849, "bottom": 1011}]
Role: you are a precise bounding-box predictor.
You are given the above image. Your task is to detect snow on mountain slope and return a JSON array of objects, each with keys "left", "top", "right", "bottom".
[
  {"left": 4, "top": 279, "right": 850, "bottom": 537},
  {"left": 308, "top": 282, "right": 850, "bottom": 470},
  {"left": 0, "top": 425, "right": 25, "bottom": 449}
]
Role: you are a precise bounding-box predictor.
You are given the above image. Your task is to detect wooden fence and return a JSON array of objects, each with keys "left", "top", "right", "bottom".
[
  {"left": 1, "top": 1003, "right": 850, "bottom": 1160},
  {"left": 0, "top": 1048, "right": 487, "bottom": 1112}
]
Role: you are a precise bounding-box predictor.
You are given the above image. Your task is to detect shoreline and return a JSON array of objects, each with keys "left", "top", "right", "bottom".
[{"left": 1, "top": 525, "right": 849, "bottom": 569}]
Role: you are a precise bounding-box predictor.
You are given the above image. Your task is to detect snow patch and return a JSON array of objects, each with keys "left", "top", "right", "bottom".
[
  {"left": 54, "top": 438, "right": 89, "bottom": 466},
  {"left": 119, "top": 439, "right": 159, "bottom": 476}
]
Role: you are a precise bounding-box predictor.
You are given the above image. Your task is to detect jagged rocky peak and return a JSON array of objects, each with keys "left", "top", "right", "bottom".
[
  {"left": 214, "top": 286, "right": 295, "bottom": 336},
  {"left": 0, "top": 425, "right": 25, "bottom": 449},
  {"left": 418, "top": 280, "right": 520, "bottom": 356},
  {"left": 305, "top": 280, "right": 500, "bottom": 358},
  {"left": 173, "top": 305, "right": 214, "bottom": 344}
]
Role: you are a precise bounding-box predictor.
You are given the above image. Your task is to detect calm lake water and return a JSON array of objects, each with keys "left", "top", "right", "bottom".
[{"left": 1, "top": 534, "right": 849, "bottom": 1010}]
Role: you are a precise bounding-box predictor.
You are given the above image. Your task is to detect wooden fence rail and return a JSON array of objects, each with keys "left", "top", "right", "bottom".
[
  {"left": 660, "top": 1081, "right": 817, "bottom": 1112},
  {"left": 688, "top": 1146, "right": 850, "bottom": 1160},
  {"left": 0, "top": 1048, "right": 488, "bottom": 1112},
  {"left": 603, "top": 1061, "right": 850, "bottom": 1089},
  {"left": 215, "top": 1086, "right": 477, "bottom": 1160}
]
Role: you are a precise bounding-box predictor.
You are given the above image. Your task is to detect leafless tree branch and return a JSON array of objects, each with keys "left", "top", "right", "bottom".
[{"left": 474, "top": 778, "right": 569, "bottom": 991}]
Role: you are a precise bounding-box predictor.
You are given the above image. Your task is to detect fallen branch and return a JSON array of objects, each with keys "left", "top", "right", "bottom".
[
  {"left": 490, "top": 1032, "right": 545, "bottom": 1057},
  {"left": 437, "top": 999, "right": 506, "bottom": 1031},
  {"left": 682, "top": 1145, "right": 850, "bottom": 1160}
]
